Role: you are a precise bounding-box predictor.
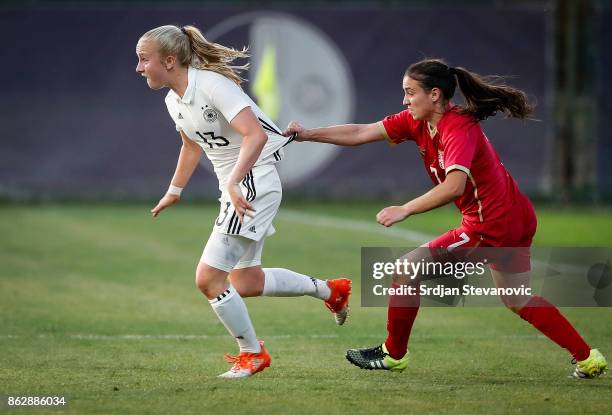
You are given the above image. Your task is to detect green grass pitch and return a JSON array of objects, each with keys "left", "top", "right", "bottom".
[{"left": 1, "top": 202, "right": 611, "bottom": 414}]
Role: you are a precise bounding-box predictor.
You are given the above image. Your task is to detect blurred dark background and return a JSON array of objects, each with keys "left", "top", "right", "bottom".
[{"left": 1, "top": 0, "right": 610, "bottom": 203}]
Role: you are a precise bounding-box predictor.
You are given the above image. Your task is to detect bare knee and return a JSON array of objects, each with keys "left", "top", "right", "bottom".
[
  {"left": 500, "top": 295, "right": 530, "bottom": 314},
  {"left": 392, "top": 273, "right": 413, "bottom": 286},
  {"left": 491, "top": 269, "right": 532, "bottom": 314},
  {"left": 195, "top": 271, "right": 216, "bottom": 298},
  {"left": 506, "top": 303, "right": 522, "bottom": 315},
  {"left": 195, "top": 263, "right": 228, "bottom": 300}
]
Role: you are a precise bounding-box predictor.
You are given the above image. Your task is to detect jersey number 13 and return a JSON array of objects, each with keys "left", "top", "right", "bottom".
[{"left": 196, "top": 131, "right": 230, "bottom": 148}]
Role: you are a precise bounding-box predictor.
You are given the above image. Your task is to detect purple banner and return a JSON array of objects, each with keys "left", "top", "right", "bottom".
[{"left": 0, "top": 3, "right": 550, "bottom": 200}]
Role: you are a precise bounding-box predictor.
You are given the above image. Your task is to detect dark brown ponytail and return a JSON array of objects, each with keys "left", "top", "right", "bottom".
[
  {"left": 452, "top": 66, "right": 534, "bottom": 120},
  {"left": 406, "top": 59, "right": 534, "bottom": 120}
]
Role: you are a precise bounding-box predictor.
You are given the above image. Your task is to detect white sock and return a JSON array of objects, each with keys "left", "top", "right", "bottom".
[
  {"left": 208, "top": 285, "right": 261, "bottom": 353},
  {"left": 262, "top": 268, "right": 331, "bottom": 300}
]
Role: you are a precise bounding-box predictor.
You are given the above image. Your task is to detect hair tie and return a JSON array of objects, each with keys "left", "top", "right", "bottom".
[
  {"left": 180, "top": 26, "right": 188, "bottom": 35},
  {"left": 449, "top": 67, "right": 457, "bottom": 75}
]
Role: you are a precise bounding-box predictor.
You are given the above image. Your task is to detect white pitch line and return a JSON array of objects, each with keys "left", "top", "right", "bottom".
[
  {"left": 0, "top": 333, "right": 545, "bottom": 340},
  {"left": 278, "top": 209, "right": 432, "bottom": 242},
  {"left": 0, "top": 334, "right": 343, "bottom": 341},
  {"left": 67, "top": 334, "right": 342, "bottom": 340},
  {"left": 278, "top": 209, "right": 587, "bottom": 273},
  {"left": 69, "top": 334, "right": 213, "bottom": 340}
]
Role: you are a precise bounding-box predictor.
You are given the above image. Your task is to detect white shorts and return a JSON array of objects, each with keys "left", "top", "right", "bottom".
[
  {"left": 201, "top": 164, "right": 281, "bottom": 272},
  {"left": 214, "top": 164, "right": 281, "bottom": 242},
  {"left": 200, "top": 232, "right": 267, "bottom": 272}
]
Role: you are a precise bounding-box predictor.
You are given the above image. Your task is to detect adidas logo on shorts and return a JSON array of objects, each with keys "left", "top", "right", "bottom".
[{"left": 249, "top": 225, "right": 256, "bottom": 233}]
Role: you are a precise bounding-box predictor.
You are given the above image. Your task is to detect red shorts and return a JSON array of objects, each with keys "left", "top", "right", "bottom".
[{"left": 428, "top": 196, "right": 537, "bottom": 273}]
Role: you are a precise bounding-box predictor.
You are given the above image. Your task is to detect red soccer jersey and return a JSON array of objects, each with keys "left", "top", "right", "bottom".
[{"left": 381, "top": 105, "right": 531, "bottom": 243}]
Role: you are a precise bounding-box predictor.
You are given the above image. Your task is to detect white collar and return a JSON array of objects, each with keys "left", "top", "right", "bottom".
[
  {"left": 172, "top": 66, "right": 196, "bottom": 104},
  {"left": 427, "top": 122, "right": 438, "bottom": 138}
]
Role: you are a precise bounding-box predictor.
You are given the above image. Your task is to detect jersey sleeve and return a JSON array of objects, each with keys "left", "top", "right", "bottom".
[
  {"left": 207, "top": 76, "right": 251, "bottom": 123},
  {"left": 164, "top": 93, "right": 183, "bottom": 132},
  {"left": 442, "top": 121, "right": 478, "bottom": 176},
  {"left": 381, "top": 110, "right": 416, "bottom": 145}
]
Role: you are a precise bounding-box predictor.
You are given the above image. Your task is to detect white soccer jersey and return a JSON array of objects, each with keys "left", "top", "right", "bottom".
[{"left": 165, "top": 67, "right": 292, "bottom": 189}]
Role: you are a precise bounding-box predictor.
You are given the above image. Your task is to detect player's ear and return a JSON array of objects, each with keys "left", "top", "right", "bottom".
[
  {"left": 164, "top": 55, "right": 176, "bottom": 70},
  {"left": 431, "top": 87, "right": 442, "bottom": 103}
]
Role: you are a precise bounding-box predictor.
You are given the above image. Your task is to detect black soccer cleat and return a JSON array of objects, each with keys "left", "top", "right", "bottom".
[{"left": 345, "top": 343, "right": 409, "bottom": 372}]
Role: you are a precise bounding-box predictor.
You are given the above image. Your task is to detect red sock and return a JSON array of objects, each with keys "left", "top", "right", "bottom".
[
  {"left": 384, "top": 284, "right": 420, "bottom": 359},
  {"left": 518, "top": 296, "right": 590, "bottom": 361}
]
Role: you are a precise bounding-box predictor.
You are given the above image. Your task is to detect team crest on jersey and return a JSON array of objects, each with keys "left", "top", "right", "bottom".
[
  {"left": 438, "top": 150, "right": 445, "bottom": 169},
  {"left": 203, "top": 108, "right": 218, "bottom": 123}
]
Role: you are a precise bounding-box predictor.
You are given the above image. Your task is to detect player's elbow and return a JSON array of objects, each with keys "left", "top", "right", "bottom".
[
  {"left": 444, "top": 171, "right": 467, "bottom": 199},
  {"left": 354, "top": 125, "right": 383, "bottom": 146},
  {"left": 347, "top": 138, "right": 365, "bottom": 147},
  {"left": 354, "top": 136, "right": 375, "bottom": 146},
  {"left": 245, "top": 131, "right": 268, "bottom": 146},
  {"left": 448, "top": 181, "right": 466, "bottom": 198},
  {"left": 344, "top": 131, "right": 365, "bottom": 146}
]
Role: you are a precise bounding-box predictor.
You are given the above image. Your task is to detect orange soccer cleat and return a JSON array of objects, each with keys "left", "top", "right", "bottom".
[
  {"left": 325, "top": 278, "right": 352, "bottom": 325},
  {"left": 217, "top": 341, "right": 271, "bottom": 378}
]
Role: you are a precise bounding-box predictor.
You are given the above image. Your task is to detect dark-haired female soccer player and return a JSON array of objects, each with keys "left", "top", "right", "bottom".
[{"left": 284, "top": 59, "right": 607, "bottom": 378}]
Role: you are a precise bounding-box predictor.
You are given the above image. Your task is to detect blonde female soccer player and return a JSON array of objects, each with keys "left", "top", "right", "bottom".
[{"left": 135, "top": 25, "right": 351, "bottom": 378}]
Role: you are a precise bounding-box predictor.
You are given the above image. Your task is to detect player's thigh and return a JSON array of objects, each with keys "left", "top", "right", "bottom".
[
  {"left": 428, "top": 227, "right": 482, "bottom": 252},
  {"left": 390, "top": 229, "right": 479, "bottom": 290},
  {"left": 198, "top": 232, "right": 252, "bottom": 285},
  {"left": 393, "top": 243, "right": 430, "bottom": 285},
  {"left": 427, "top": 227, "right": 483, "bottom": 268},
  {"left": 229, "top": 237, "right": 267, "bottom": 297}
]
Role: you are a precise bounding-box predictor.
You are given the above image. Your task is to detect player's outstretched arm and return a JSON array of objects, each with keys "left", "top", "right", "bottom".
[
  {"left": 151, "top": 131, "right": 203, "bottom": 218},
  {"left": 283, "top": 121, "right": 385, "bottom": 146},
  {"left": 376, "top": 170, "right": 467, "bottom": 227}
]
